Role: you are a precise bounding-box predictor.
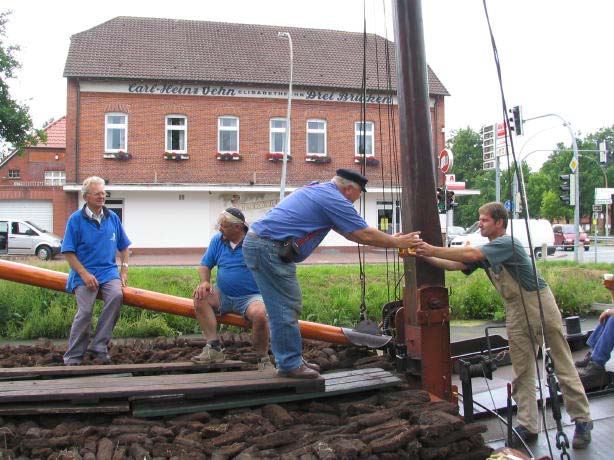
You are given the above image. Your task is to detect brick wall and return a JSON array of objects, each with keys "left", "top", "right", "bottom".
[{"left": 67, "top": 82, "right": 445, "bottom": 188}]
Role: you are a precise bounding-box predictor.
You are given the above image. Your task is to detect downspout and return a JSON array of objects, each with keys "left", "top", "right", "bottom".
[{"left": 75, "top": 79, "right": 81, "bottom": 184}]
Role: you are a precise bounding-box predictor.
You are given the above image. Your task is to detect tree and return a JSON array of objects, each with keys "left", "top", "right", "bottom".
[{"left": 0, "top": 11, "right": 45, "bottom": 154}]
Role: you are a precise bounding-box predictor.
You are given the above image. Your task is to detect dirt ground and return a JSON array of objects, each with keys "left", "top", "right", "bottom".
[{"left": 0, "top": 336, "right": 493, "bottom": 460}]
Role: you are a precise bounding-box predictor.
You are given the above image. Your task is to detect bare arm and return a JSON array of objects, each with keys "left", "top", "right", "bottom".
[
  {"left": 344, "top": 227, "right": 421, "bottom": 249},
  {"left": 193, "top": 266, "right": 213, "bottom": 300},
  {"left": 414, "top": 242, "right": 486, "bottom": 264},
  {"left": 64, "top": 252, "right": 98, "bottom": 291},
  {"left": 117, "top": 247, "right": 129, "bottom": 286},
  {"left": 417, "top": 255, "right": 469, "bottom": 271}
]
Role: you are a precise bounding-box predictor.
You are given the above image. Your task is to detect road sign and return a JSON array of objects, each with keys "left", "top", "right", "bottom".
[
  {"left": 445, "top": 174, "right": 455, "bottom": 183},
  {"left": 569, "top": 158, "right": 578, "bottom": 173},
  {"left": 504, "top": 200, "right": 512, "bottom": 211},
  {"left": 483, "top": 160, "right": 495, "bottom": 171},
  {"left": 595, "top": 188, "right": 614, "bottom": 205},
  {"left": 439, "top": 149, "right": 453, "bottom": 174},
  {"left": 593, "top": 204, "right": 603, "bottom": 213}
]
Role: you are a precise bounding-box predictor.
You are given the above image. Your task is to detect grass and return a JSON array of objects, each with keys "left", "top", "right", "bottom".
[{"left": 0, "top": 260, "right": 611, "bottom": 339}]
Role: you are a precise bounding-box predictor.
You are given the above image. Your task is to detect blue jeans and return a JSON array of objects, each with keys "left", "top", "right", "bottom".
[
  {"left": 588, "top": 316, "right": 614, "bottom": 366},
  {"left": 242, "top": 233, "right": 303, "bottom": 371}
]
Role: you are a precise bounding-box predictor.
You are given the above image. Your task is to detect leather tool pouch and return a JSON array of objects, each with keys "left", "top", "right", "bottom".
[{"left": 279, "top": 237, "right": 300, "bottom": 263}]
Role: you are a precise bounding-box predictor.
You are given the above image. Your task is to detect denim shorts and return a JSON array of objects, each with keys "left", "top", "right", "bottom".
[{"left": 215, "top": 286, "right": 263, "bottom": 319}]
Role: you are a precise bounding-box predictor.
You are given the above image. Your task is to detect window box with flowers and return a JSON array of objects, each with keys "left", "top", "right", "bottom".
[
  {"left": 164, "top": 152, "right": 190, "bottom": 161},
  {"left": 354, "top": 155, "right": 379, "bottom": 167},
  {"left": 306, "top": 154, "right": 332, "bottom": 164},
  {"left": 104, "top": 151, "right": 132, "bottom": 160},
  {"left": 267, "top": 152, "right": 292, "bottom": 163},
  {"left": 216, "top": 152, "right": 242, "bottom": 161}
]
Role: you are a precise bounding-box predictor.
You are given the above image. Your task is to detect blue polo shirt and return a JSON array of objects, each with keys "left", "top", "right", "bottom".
[
  {"left": 250, "top": 181, "right": 368, "bottom": 262},
  {"left": 201, "top": 232, "right": 260, "bottom": 297},
  {"left": 62, "top": 206, "right": 131, "bottom": 292}
]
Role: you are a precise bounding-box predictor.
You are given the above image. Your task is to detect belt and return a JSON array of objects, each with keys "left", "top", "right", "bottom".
[{"left": 247, "top": 232, "right": 283, "bottom": 245}]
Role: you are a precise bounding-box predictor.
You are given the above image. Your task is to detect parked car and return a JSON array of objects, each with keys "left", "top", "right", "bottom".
[
  {"left": 552, "top": 224, "right": 590, "bottom": 251},
  {"left": 450, "top": 219, "right": 555, "bottom": 259},
  {"left": 0, "top": 219, "right": 62, "bottom": 260},
  {"left": 445, "top": 226, "right": 466, "bottom": 247}
]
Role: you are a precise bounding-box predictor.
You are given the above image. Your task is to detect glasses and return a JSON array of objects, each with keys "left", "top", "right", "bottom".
[{"left": 87, "top": 192, "right": 106, "bottom": 197}]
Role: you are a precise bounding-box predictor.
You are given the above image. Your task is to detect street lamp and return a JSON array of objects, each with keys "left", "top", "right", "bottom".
[{"left": 278, "top": 31, "right": 293, "bottom": 202}]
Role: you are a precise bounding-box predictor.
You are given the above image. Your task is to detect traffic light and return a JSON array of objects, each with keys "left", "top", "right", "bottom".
[
  {"left": 559, "top": 173, "right": 576, "bottom": 206},
  {"left": 436, "top": 187, "right": 445, "bottom": 213},
  {"left": 508, "top": 106, "right": 523, "bottom": 136},
  {"left": 446, "top": 190, "right": 458, "bottom": 210}
]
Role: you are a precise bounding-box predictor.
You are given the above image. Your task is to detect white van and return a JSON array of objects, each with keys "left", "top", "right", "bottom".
[
  {"left": 450, "top": 219, "right": 555, "bottom": 259},
  {"left": 0, "top": 219, "right": 63, "bottom": 260}
]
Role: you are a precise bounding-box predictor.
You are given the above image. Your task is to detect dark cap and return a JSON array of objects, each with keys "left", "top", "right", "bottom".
[
  {"left": 224, "top": 207, "right": 248, "bottom": 230},
  {"left": 336, "top": 168, "right": 368, "bottom": 192}
]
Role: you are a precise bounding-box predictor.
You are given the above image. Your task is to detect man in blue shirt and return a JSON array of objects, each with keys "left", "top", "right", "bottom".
[
  {"left": 62, "top": 176, "right": 131, "bottom": 365},
  {"left": 192, "top": 208, "right": 270, "bottom": 368},
  {"left": 243, "top": 169, "right": 421, "bottom": 379},
  {"left": 575, "top": 305, "right": 614, "bottom": 380},
  {"left": 410, "top": 202, "right": 592, "bottom": 449}
]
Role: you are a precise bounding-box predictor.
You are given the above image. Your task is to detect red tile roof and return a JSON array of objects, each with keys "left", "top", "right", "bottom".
[
  {"left": 64, "top": 17, "right": 449, "bottom": 96},
  {"left": 37, "top": 117, "right": 66, "bottom": 148}
]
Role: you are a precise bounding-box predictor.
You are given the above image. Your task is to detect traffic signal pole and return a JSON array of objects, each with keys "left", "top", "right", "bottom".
[{"left": 523, "top": 113, "right": 581, "bottom": 262}]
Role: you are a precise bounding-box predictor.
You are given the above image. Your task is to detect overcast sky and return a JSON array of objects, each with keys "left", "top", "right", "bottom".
[{"left": 3, "top": 0, "right": 612, "bottom": 171}]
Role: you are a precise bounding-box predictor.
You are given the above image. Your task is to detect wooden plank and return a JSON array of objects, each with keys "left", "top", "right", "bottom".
[
  {"left": 132, "top": 367, "right": 401, "bottom": 417},
  {"left": 0, "top": 401, "right": 129, "bottom": 416},
  {"left": 0, "top": 369, "right": 323, "bottom": 403},
  {"left": 0, "top": 360, "right": 247, "bottom": 380}
]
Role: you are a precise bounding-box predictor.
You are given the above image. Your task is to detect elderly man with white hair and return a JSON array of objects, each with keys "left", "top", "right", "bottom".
[
  {"left": 191, "top": 207, "right": 271, "bottom": 368},
  {"left": 62, "top": 176, "right": 131, "bottom": 366}
]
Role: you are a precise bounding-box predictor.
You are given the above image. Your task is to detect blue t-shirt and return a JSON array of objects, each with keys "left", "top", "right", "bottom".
[
  {"left": 250, "top": 181, "right": 368, "bottom": 261},
  {"left": 463, "top": 234, "right": 548, "bottom": 291},
  {"left": 62, "top": 206, "right": 131, "bottom": 292},
  {"left": 201, "top": 232, "right": 260, "bottom": 297}
]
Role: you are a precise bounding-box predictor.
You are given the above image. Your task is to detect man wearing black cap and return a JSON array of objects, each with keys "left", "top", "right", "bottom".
[
  {"left": 242, "top": 169, "right": 421, "bottom": 379},
  {"left": 192, "top": 208, "right": 271, "bottom": 369}
]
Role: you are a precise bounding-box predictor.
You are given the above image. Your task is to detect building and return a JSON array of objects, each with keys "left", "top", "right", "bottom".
[
  {"left": 0, "top": 117, "right": 71, "bottom": 236},
  {"left": 60, "top": 17, "right": 448, "bottom": 252}
]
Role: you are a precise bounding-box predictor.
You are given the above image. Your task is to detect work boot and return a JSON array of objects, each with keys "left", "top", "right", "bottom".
[
  {"left": 512, "top": 425, "right": 538, "bottom": 447},
  {"left": 579, "top": 360, "right": 606, "bottom": 378},
  {"left": 572, "top": 421, "right": 593, "bottom": 449},
  {"left": 191, "top": 344, "right": 225, "bottom": 364},
  {"left": 278, "top": 364, "right": 320, "bottom": 379},
  {"left": 574, "top": 351, "right": 592, "bottom": 368}
]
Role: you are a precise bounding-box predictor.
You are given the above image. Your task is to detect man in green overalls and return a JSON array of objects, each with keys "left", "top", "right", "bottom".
[{"left": 411, "top": 202, "right": 592, "bottom": 449}]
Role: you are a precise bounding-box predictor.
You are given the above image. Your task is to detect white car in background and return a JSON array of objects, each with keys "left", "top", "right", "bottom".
[{"left": 450, "top": 219, "right": 555, "bottom": 259}]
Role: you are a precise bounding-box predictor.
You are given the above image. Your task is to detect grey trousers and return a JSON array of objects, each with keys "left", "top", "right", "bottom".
[{"left": 63, "top": 278, "right": 123, "bottom": 364}]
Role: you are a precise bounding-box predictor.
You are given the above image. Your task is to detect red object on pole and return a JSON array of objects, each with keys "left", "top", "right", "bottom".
[{"left": 0, "top": 259, "right": 351, "bottom": 345}]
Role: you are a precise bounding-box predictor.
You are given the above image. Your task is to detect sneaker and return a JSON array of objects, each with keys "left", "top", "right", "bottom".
[
  {"left": 575, "top": 351, "right": 592, "bottom": 368},
  {"left": 277, "top": 364, "right": 320, "bottom": 379},
  {"left": 302, "top": 359, "right": 321, "bottom": 372},
  {"left": 258, "top": 355, "right": 275, "bottom": 371},
  {"left": 572, "top": 421, "right": 593, "bottom": 449},
  {"left": 191, "top": 344, "right": 225, "bottom": 364},
  {"left": 512, "top": 425, "right": 538, "bottom": 447},
  {"left": 64, "top": 360, "right": 82, "bottom": 366}
]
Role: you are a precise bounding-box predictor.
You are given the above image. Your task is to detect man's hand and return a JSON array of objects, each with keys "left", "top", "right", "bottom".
[
  {"left": 414, "top": 241, "right": 437, "bottom": 257},
  {"left": 394, "top": 231, "right": 422, "bottom": 248},
  {"left": 599, "top": 308, "right": 614, "bottom": 324},
  {"left": 81, "top": 271, "right": 99, "bottom": 291},
  {"left": 120, "top": 266, "right": 128, "bottom": 287},
  {"left": 193, "top": 281, "right": 212, "bottom": 300}
]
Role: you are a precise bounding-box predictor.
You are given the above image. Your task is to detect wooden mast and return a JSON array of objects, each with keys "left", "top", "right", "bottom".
[{"left": 393, "top": 0, "right": 452, "bottom": 400}]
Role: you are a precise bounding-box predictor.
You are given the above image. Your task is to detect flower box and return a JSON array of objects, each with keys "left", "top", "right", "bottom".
[
  {"left": 354, "top": 155, "right": 379, "bottom": 166},
  {"left": 104, "top": 151, "right": 132, "bottom": 160},
  {"left": 306, "top": 155, "right": 332, "bottom": 164},
  {"left": 267, "top": 152, "right": 291, "bottom": 162},
  {"left": 216, "top": 152, "right": 242, "bottom": 161},
  {"left": 164, "top": 152, "right": 189, "bottom": 160}
]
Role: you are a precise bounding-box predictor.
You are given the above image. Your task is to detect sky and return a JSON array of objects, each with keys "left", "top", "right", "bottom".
[{"left": 3, "top": 0, "right": 612, "bottom": 171}]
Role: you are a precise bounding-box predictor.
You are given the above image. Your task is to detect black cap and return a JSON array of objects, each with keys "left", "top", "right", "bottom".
[
  {"left": 225, "top": 207, "right": 248, "bottom": 230},
  {"left": 336, "top": 168, "right": 368, "bottom": 192}
]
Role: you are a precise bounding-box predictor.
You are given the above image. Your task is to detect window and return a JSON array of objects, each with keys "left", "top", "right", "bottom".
[
  {"left": 377, "top": 200, "right": 401, "bottom": 235},
  {"left": 44, "top": 170, "right": 66, "bottom": 186},
  {"left": 166, "top": 115, "right": 187, "bottom": 152},
  {"left": 307, "top": 119, "right": 326, "bottom": 155},
  {"left": 12, "top": 221, "right": 35, "bottom": 235},
  {"left": 355, "top": 121, "right": 374, "bottom": 156},
  {"left": 8, "top": 169, "right": 20, "bottom": 179},
  {"left": 105, "top": 113, "right": 127, "bottom": 152},
  {"left": 218, "top": 116, "right": 239, "bottom": 153},
  {"left": 270, "top": 118, "right": 287, "bottom": 154}
]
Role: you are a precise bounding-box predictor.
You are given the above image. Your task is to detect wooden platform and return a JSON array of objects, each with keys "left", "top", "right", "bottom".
[
  {"left": 132, "top": 367, "right": 402, "bottom": 417},
  {"left": 0, "top": 360, "right": 248, "bottom": 380}
]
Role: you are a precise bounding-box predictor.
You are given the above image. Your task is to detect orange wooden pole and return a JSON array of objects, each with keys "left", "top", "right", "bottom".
[{"left": 0, "top": 259, "right": 350, "bottom": 345}]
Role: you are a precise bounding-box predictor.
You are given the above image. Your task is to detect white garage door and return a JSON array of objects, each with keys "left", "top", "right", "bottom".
[{"left": 0, "top": 200, "right": 53, "bottom": 232}]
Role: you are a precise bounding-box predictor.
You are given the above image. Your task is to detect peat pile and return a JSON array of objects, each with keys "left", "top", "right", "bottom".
[{"left": 0, "top": 336, "right": 493, "bottom": 459}]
